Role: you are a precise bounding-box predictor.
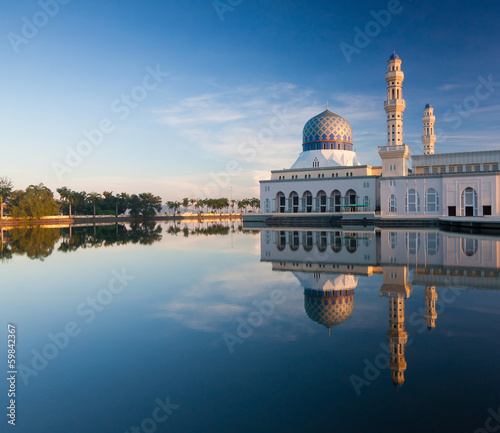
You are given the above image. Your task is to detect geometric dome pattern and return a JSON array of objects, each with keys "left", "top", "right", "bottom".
[
  {"left": 304, "top": 290, "right": 354, "bottom": 329},
  {"left": 303, "top": 110, "right": 353, "bottom": 144}
]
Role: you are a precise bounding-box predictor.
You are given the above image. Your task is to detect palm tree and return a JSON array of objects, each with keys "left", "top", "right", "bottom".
[
  {"left": 57, "top": 187, "right": 74, "bottom": 217},
  {"left": 117, "top": 193, "right": 129, "bottom": 217},
  {"left": 86, "top": 192, "right": 102, "bottom": 218},
  {"left": 182, "top": 197, "right": 190, "bottom": 213},
  {"left": 0, "top": 177, "right": 13, "bottom": 219}
]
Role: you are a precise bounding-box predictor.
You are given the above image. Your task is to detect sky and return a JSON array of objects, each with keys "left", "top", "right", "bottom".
[{"left": 1, "top": 0, "right": 500, "bottom": 200}]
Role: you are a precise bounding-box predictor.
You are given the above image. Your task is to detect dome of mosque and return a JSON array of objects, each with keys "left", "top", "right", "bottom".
[
  {"left": 425, "top": 103, "right": 432, "bottom": 108},
  {"left": 389, "top": 52, "right": 400, "bottom": 60},
  {"left": 304, "top": 289, "right": 354, "bottom": 330},
  {"left": 302, "top": 110, "right": 353, "bottom": 146}
]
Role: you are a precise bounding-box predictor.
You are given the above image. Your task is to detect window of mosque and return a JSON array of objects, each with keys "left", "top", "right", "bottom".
[
  {"left": 424, "top": 167, "right": 430, "bottom": 174},
  {"left": 389, "top": 195, "right": 397, "bottom": 213},
  {"left": 457, "top": 166, "right": 463, "bottom": 173},
  {"left": 426, "top": 188, "right": 439, "bottom": 212},
  {"left": 405, "top": 189, "right": 420, "bottom": 212},
  {"left": 449, "top": 166, "right": 455, "bottom": 173}
]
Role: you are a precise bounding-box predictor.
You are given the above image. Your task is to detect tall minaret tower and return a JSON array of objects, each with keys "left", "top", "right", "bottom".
[
  {"left": 379, "top": 53, "right": 410, "bottom": 177},
  {"left": 385, "top": 52, "right": 405, "bottom": 146},
  {"left": 422, "top": 103, "right": 436, "bottom": 155}
]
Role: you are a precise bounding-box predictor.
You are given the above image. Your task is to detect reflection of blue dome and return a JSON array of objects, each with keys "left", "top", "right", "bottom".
[
  {"left": 304, "top": 288, "right": 354, "bottom": 329},
  {"left": 425, "top": 103, "right": 432, "bottom": 109},
  {"left": 389, "top": 52, "right": 400, "bottom": 60},
  {"left": 302, "top": 110, "right": 353, "bottom": 152}
]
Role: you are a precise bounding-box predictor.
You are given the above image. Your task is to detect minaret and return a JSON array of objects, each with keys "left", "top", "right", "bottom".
[
  {"left": 423, "top": 285, "right": 438, "bottom": 330},
  {"left": 385, "top": 52, "right": 405, "bottom": 147},
  {"left": 422, "top": 103, "right": 436, "bottom": 155},
  {"left": 380, "top": 265, "right": 412, "bottom": 387},
  {"left": 378, "top": 53, "right": 411, "bottom": 177}
]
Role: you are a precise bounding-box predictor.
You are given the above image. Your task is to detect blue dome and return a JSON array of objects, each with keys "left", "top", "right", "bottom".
[
  {"left": 389, "top": 52, "right": 400, "bottom": 60},
  {"left": 302, "top": 110, "right": 353, "bottom": 152},
  {"left": 425, "top": 103, "right": 432, "bottom": 109}
]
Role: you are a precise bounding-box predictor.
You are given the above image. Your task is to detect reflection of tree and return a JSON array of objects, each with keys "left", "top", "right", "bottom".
[
  {"left": 59, "top": 223, "right": 163, "bottom": 251},
  {"left": 4, "top": 227, "right": 60, "bottom": 261},
  {"left": 1, "top": 223, "right": 164, "bottom": 261}
]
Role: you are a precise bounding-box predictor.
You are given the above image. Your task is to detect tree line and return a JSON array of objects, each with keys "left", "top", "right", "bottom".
[
  {"left": 0, "top": 177, "right": 260, "bottom": 219},
  {"left": 165, "top": 197, "right": 260, "bottom": 214}
]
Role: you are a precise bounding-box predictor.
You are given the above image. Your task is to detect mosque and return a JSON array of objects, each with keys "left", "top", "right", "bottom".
[{"left": 258, "top": 53, "right": 500, "bottom": 220}]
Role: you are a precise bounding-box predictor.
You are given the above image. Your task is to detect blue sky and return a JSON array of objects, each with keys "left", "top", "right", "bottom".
[{"left": 1, "top": 0, "right": 500, "bottom": 200}]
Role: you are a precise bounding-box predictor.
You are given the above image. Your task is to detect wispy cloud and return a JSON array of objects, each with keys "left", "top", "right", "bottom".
[{"left": 153, "top": 84, "right": 387, "bottom": 173}]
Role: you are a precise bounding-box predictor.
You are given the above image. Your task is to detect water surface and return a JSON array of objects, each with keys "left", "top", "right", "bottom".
[{"left": 1, "top": 222, "right": 499, "bottom": 432}]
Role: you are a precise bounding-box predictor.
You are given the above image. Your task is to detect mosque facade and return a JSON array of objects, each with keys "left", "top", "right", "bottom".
[{"left": 259, "top": 54, "right": 500, "bottom": 218}]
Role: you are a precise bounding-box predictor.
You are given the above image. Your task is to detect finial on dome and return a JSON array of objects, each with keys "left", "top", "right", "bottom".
[{"left": 326, "top": 101, "right": 328, "bottom": 110}]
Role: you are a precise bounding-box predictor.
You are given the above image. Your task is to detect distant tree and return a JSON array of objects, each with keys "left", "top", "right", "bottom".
[
  {"left": 116, "top": 193, "right": 130, "bottom": 216},
  {"left": 86, "top": 192, "right": 102, "bottom": 218},
  {"left": 129, "top": 193, "right": 162, "bottom": 217},
  {"left": 0, "top": 177, "right": 13, "bottom": 219},
  {"left": 57, "top": 187, "right": 72, "bottom": 217},
  {"left": 9, "top": 184, "right": 60, "bottom": 219},
  {"left": 182, "top": 197, "right": 190, "bottom": 213}
]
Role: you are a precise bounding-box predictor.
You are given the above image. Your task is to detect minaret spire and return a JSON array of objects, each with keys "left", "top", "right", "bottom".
[{"left": 326, "top": 101, "right": 329, "bottom": 110}]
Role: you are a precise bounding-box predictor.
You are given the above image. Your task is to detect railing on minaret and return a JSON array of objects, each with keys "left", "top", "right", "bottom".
[{"left": 422, "top": 103, "right": 436, "bottom": 155}]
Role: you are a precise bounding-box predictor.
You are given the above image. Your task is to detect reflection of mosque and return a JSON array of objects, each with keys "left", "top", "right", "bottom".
[{"left": 262, "top": 228, "right": 500, "bottom": 386}]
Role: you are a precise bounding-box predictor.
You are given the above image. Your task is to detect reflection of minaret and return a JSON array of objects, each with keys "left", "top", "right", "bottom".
[
  {"left": 423, "top": 285, "right": 437, "bottom": 331},
  {"left": 380, "top": 266, "right": 412, "bottom": 387}
]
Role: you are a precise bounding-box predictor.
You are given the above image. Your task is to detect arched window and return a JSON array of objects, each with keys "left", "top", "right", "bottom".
[
  {"left": 303, "top": 231, "right": 313, "bottom": 251},
  {"left": 406, "top": 232, "right": 421, "bottom": 254},
  {"left": 317, "top": 231, "right": 327, "bottom": 252},
  {"left": 289, "top": 191, "right": 299, "bottom": 213},
  {"left": 389, "top": 194, "right": 397, "bottom": 213},
  {"left": 345, "top": 189, "right": 357, "bottom": 212},
  {"left": 302, "top": 191, "right": 313, "bottom": 213},
  {"left": 264, "top": 198, "right": 270, "bottom": 213},
  {"left": 426, "top": 232, "right": 439, "bottom": 255},
  {"left": 277, "top": 231, "right": 287, "bottom": 251},
  {"left": 332, "top": 190, "right": 342, "bottom": 212},
  {"left": 345, "top": 233, "right": 358, "bottom": 253},
  {"left": 461, "top": 187, "right": 478, "bottom": 216},
  {"left": 426, "top": 188, "right": 439, "bottom": 212},
  {"left": 405, "top": 189, "right": 420, "bottom": 212},
  {"left": 363, "top": 196, "right": 370, "bottom": 209},
  {"left": 331, "top": 231, "right": 342, "bottom": 253},
  {"left": 276, "top": 192, "right": 286, "bottom": 213},
  {"left": 389, "top": 232, "right": 397, "bottom": 248},
  {"left": 290, "top": 231, "right": 300, "bottom": 251},
  {"left": 316, "top": 190, "right": 327, "bottom": 212},
  {"left": 461, "top": 238, "right": 478, "bottom": 256},
  {"left": 312, "top": 157, "right": 319, "bottom": 168}
]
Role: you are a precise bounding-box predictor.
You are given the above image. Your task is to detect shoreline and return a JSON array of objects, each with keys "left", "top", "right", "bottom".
[{"left": 0, "top": 214, "right": 243, "bottom": 228}]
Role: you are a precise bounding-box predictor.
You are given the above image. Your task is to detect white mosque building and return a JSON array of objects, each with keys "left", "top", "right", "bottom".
[{"left": 258, "top": 53, "right": 500, "bottom": 221}]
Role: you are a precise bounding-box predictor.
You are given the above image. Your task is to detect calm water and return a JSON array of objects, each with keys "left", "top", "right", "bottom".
[{"left": 1, "top": 222, "right": 500, "bottom": 433}]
